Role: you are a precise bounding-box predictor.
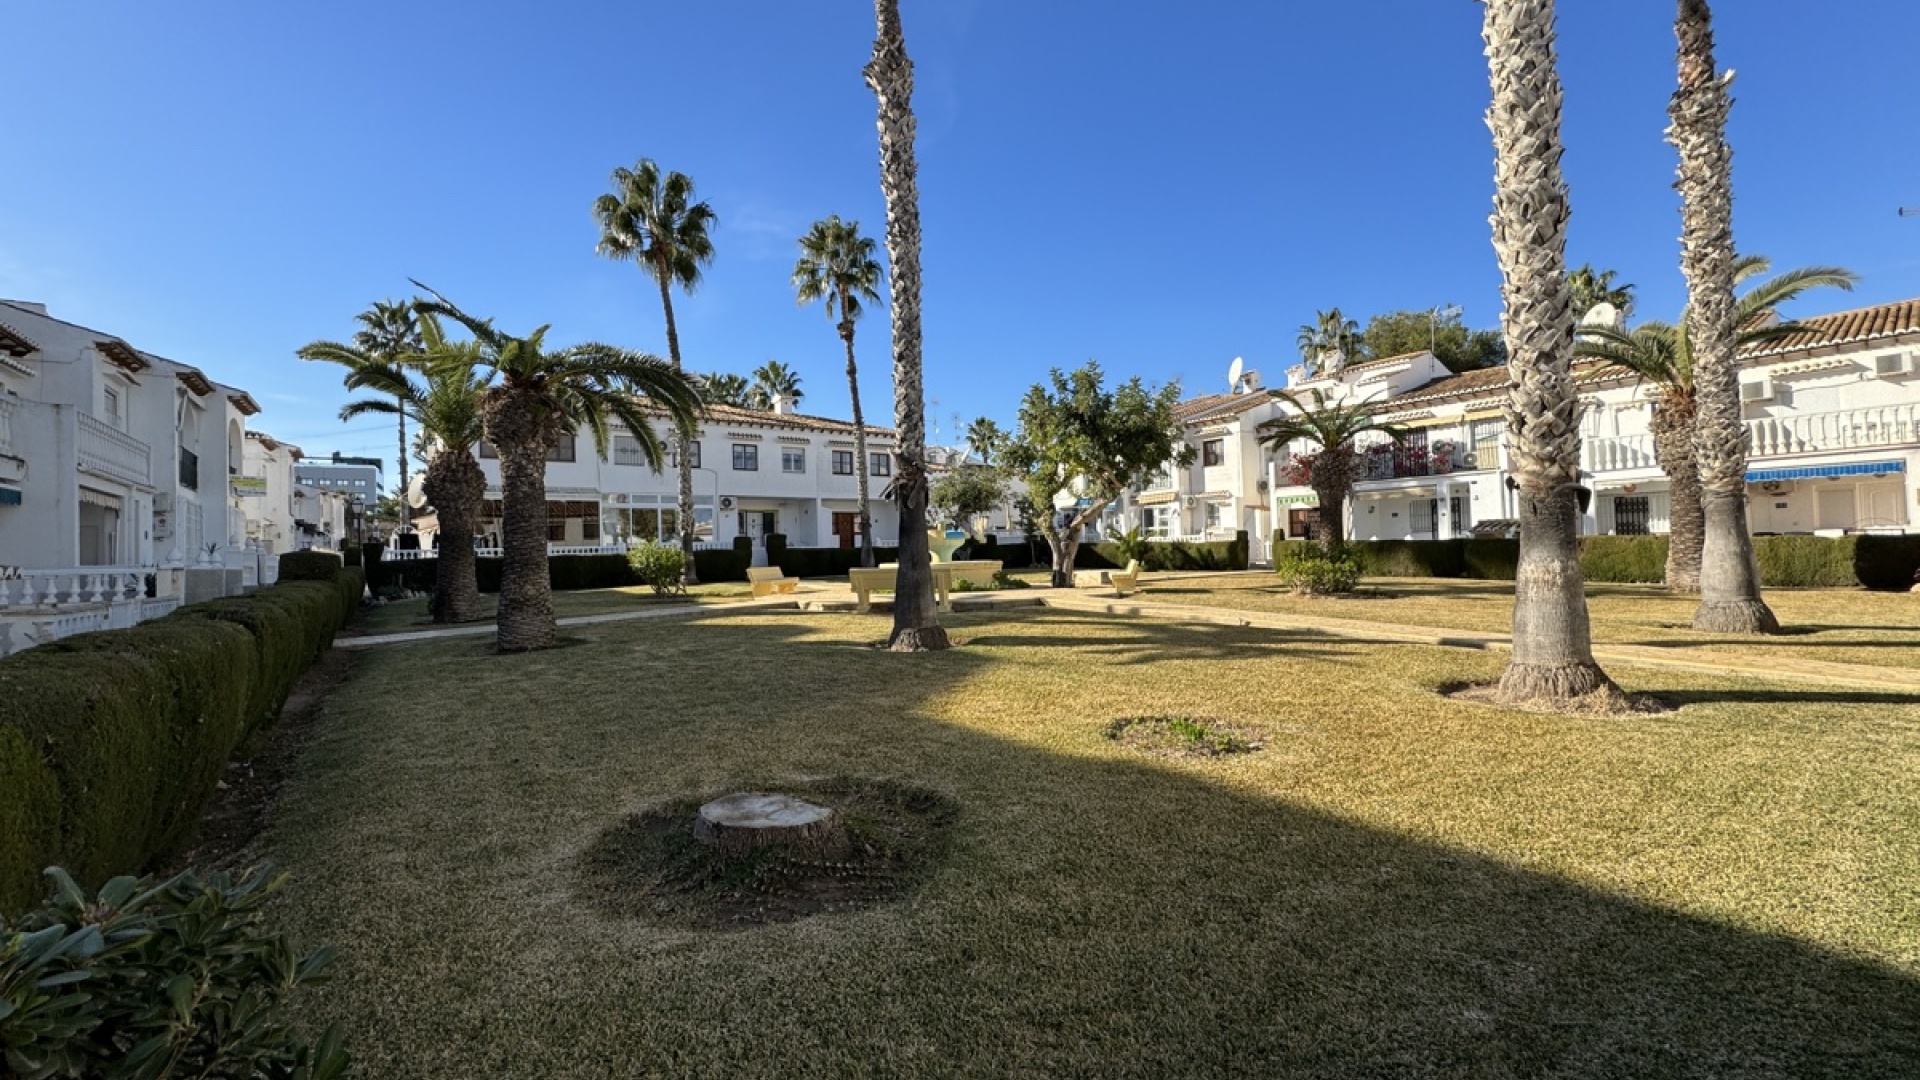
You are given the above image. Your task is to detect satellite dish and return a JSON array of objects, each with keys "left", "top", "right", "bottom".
[
  {"left": 1227, "top": 356, "right": 1245, "bottom": 391},
  {"left": 405, "top": 473, "right": 429, "bottom": 509}
]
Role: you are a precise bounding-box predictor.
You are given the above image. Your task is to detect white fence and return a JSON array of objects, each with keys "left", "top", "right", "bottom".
[
  {"left": 0, "top": 568, "right": 146, "bottom": 608},
  {"left": 76, "top": 412, "right": 152, "bottom": 486}
]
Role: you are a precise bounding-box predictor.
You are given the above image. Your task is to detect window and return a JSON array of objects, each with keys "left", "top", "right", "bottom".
[
  {"left": 870, "top": 452, "right": 891, "bottom": 477},
  {"left": 1202, "top": 439, "right": 1225, "bottom": 467},
  {"left": 667, "top": 440, "right": 702, "bottom": 469},
  {"left": 581, "top": 518, "right": 600, "bottom": 542},
  {"left": 1614, "top": 496, "right": 1651, "bottom": 536},
  {"left": 547, "top": 518, "right": 568, "bottom": 542},
  {"left": 732, "top": 444, "right": 759, "bottom": 471},
  {"left": 613, "top": 435, "right": 647, "bottom": 466},
  {"left": 1204, "top": 502, "right": 1221, "bottom": 528},
  {"left": 549, "top": 434, "right": 577, "bottom": 463},
  {"left": 103, "top": 388, "right": 122, "bottom": 428},
  {"left": 832, "top": 450, "right": 855, "bottom": 475},
  {"left": 1470, "top": 419, "right": 1504, "bottom": 469},
  {"left": 781, "top": 448, "right": 806, "bottom": 474}
]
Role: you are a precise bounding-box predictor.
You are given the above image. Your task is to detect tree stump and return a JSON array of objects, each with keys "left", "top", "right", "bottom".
[{"left": 693, "top": 793, "right": 848, "bottom": 859}]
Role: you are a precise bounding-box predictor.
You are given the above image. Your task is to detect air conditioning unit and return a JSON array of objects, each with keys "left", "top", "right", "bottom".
[
  {"left": 1183, "top": 495, "right": 1199, "bottom": 508},
  {"left": 1460, "top": 452, "right": 1479, "bottom": 469},
  {"left": 1739, "top": 379, "right": 1774, "bottom": 403},
  {"left": 1758, "top": 479, "right": 1797, "bottom": 496},
  {"left": 719, "top": 496, "right": 736, "bottom": 511},
  {"left": 1874, "top": 351, "right": 1912, "bottom": 378}
]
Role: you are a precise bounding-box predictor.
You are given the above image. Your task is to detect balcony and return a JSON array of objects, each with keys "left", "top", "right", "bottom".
[
  {"left": 1748, "top": 404, "right": 1920, "bottom": 458},
  {"left": 1584, "top": 433, "right": 1658, "bottom": 473},
  {"left": 0, "top": 398, "right": 15, "bottom": 457},
  {"left": 1357, "top": 441, "right": 1472, "bottom": 481},
  {"left": 76, "top": 412, "right": 152, "bottom": 486}
]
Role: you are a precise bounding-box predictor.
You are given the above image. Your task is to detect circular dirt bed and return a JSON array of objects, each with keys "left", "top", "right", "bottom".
[
  {"left": 1105, "top": 715, "right": 1265, "bottom": 758},
  {"left": 577, "top": 777, "right": 959, "bottom": 929},
  {"left": 1440, "top": 681, "right": 1674, "bottom": 717}
]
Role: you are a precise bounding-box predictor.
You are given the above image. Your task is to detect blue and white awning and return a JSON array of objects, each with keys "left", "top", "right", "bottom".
[{"left": 1745, "top": 460, "right": 1904, "bottom": 483}]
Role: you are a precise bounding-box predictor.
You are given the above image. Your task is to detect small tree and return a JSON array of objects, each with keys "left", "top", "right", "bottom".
[
  {"left": 1256, "top": 389, "right": 1403, "bottom": 545},
  {"left": 929, "top": 464, "right": 1005, "bottom": 533},
  {"left": 1004, "top": 363, "right": 1190, "bottom": 587}
]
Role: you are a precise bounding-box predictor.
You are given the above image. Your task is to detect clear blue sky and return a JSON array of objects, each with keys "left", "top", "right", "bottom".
[{"left": 5, "top": 1, "right": 1917, "bottom": 472}]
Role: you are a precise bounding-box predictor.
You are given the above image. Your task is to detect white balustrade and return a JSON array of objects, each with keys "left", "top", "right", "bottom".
[
  {"left": 1746, "top": 404, "right": 1920, "bottom": 458},
  {"left": 0, "top": 568, "right": 145, "bottom": 609},
  {"left": 1584, "top": 433, "right": 1659, "bottom": 473},
  {"left": 76, "top": 412, "right": 152, "bottom": 486},
  {"left": 0, "top": 398, "right": 16, "bottom": 456}
]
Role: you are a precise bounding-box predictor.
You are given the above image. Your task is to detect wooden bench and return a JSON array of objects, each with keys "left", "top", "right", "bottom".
[
  {"left": 849, "top": 564, "right": 954, "bottom": 614},
  {"left": 1110, "top": 559, "right": 1143, "bottom": 597},
  {"left": 747, "top": 565, "right": 800, "bottom": 598}
]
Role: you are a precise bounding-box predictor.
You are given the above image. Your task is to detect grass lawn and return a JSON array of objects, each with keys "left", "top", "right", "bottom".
[
  {"left": 270, "top": 608, "right": 1920, "bottom": 1076},
  {"left": 345, "top": 582, "right": 756, "bottom": 635},
  {"left": 1131, "top": 572, "right": 1920, "bottom": 669}
]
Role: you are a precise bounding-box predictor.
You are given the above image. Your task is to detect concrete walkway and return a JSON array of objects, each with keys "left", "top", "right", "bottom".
[{"left": 337, "top": 579, "right": 1918, "bottom": 693}]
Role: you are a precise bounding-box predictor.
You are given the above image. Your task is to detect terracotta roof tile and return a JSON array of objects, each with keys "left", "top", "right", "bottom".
[
  {"left": 1738, "top": 298, "right": 1920, "bottom": 360},
  {"left": 1385, "top": 360, "right": 1625, "bottom": 408},
  {"left": 637, "top": 399, "right": 898, "bottom": 438},
  {"left": 1173, "top": 391, "right": 1273, "bottom": 423}
]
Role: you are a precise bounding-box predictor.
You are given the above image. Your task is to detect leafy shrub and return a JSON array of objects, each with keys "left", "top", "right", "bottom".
[
  {"left": 1748, "top": 535, "right": 1856, "bottom": 588},
  {"left": 1076, "top": 531, "right": 1248, "bottom": 572},
  {"left": 1851, "top": 533, "right": 1920, "bottom": 591},
  {"left": 1352, "top": 539, "right": 1467, "bottom": 579},
  {"left": 694, "top": 545, "right": 752, "bottom": 583},
  {"left": 1579, "top": 536, "right": 1669, "bottom": 584},
  {"left": 1462, "top": 538, "right": 1520, "bottom": 581},
  {"left": 774, "top": 546, "right": 902, "bottom": 579},
  {"left": 993, "top": 570, "right": 1032, "bottom": 589},
  {"left": 627, "top": 542, "right": 688, "bottom": 596},
  {"left": 0, "top": 866, "right": 349, "bottom": 1079},
  {"left": 1273, "top": 541, "right": 1361, "bottom": 595},
  {"left": 275, "top": 550, "right": 343, "bottom": 582}
]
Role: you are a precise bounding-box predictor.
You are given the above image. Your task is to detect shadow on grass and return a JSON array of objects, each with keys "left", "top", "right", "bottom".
[{"left": 293, "top": 610, "right": 1920, "bottom": 1078}]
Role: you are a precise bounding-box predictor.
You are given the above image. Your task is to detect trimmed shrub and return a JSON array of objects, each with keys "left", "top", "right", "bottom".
[
  {"left": 627, "top": 542, "right": 687, "bottom": 595},
  {"left": 1274, "top": 541, "right": 1361, "bottom": 595},
  {"left": 1852, "top": 533, "right": 1920, "bottom": 591},
  {"left": 1075, "top": 532, "right": 1248, "bottom": 572},
  {"left": 342, "top": 543, "right": 362, "bottom": 567},
  {"left": 276, "top": 549, "right": 343, "bottom": 582},
  {"left": 1752, "top": 534, "right": 1859, "bottom": 589},
  {"left": 1351, "top": 539, "right": 1467, "bottom": 579},
  {"left": 775, "top": 545, "right": 902, "bottom": 579},
  {"left": 361, "top": 541, "right": 388, "bottom": 591},
  {"left": 1579, "top": 536, "right": 1669, "bottom": 584},
  {"left": 694, "top": 545, "right": 752, "bottom": 583},
  {"left": 1462, "top": 538, "right": 1521, "bottom": 581},
  {"left": 765, "top": 532, "right": 788, "bottom": 565}
]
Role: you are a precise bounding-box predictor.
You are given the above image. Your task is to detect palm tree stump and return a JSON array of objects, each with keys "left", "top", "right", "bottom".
[{"left": 693, "top": 793, "right": 848, "bottom": 859}]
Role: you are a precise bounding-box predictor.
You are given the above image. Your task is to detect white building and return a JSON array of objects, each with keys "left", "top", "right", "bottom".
[
  {"left": 471, "top": 398, "right": 901, "bottom": 564},
  {"left": 241, "top": 432, "right": 351, "bottom": 555},
  {"left": 0, "top": 300, "right": 264, "bottom": 654}
]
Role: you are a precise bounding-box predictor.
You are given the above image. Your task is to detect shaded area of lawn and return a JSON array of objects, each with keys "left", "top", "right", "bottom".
[
  {"left": 271, "top": 611, "right": 1920, "bottom": 1077},
  {"left": 343, "top": 581, "right": 755, "bottom": 635}
]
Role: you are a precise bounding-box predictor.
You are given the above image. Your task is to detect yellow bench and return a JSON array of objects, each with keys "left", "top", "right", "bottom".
[
  {"left": 849, "top": 564, "right": 954, "bottom": 614},
  {"left": 1110, "top": 559, "right": 1143, "bottom": 597},
  {"left": 747, "top": 565, "right": 800, "bottom": 598}
]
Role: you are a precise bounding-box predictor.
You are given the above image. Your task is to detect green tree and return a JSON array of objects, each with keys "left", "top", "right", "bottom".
[
  {"left": 1567, "top": 263, "right": 1636, "bottom": 319},
  {"left": 1359, "top": 309, "right": 1507, "bottom": 373},
  {"left": 1483, "top": 0, "right": 1624, "bottom": 705},
  {"left": 964, "top": 416, "right": 1005, "bottom": 465},
  {"left": 346, "top": 300, "right": 422, "bottom": 529},
  {"left": 929, "top": 465, "right": 1005, "bottom": 533},
  {"left": 865, "top": 0, "right": 947, "bottom": 650},
  {"left": 1004, "top": 362, "right": 1191, "bottom": 587},
  {"left": 699, "top": 371, "right": 752, "bottom": 407},
  {"left": 1296, "top": 308, "right": 1364, "bottom": 374},
  {"left": 747, "top": 360, "right": 805, "bottom": 410},
  {"left": 593, "top": 159, "right": 717, "bottom": 583},
  {"left": 412, "top": 285, "right": 702, "bottom": 652},
  {"left": 1575, "top": 258, "right": 1856, "bottom": 593},
  {"left": 794, "top": 215, "right": 885, "bottom": 567},
  {"left": 1255, "top": 389, "right": 1405, "bottom": 545}
]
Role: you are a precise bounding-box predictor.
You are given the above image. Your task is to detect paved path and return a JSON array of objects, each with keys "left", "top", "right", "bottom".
[{"left": 338, "top": 579, "right": 1918, "bottom": 692}]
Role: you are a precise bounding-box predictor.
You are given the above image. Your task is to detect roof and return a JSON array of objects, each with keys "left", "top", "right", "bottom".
[
  {"left": 1385, "top": 360, "right": 1627, "bottom": 408},
  {"left": 0, "top": 321, "right": 37, "bottom": 358},
  {"left": 1737, "top": 298, "right": 1920, "bottom": 361},
  {"left": 94, "top": 338, "right": 150, "bottom": 373},
  {"left": 674, "top": 400, "right": 899, "bottom": 439},
  {"left": 1173, "top": 390, "right": 1273, "bottom": 424},
  {"left": 175, "top": 368, "right": 216, "bottom": 396},
  {"left": 1338, "top": 349, "right": 1431, "bottom": 375}
]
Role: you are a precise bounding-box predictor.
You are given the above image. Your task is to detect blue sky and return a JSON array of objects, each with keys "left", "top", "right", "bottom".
[{"left": 5, "top": 1, "right": 1918, "bottom": 472}]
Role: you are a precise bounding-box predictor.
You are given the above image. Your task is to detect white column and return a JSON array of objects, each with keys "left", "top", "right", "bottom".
[{"left": 1435, "top": 481, "right": 1453, "bottom": 539}]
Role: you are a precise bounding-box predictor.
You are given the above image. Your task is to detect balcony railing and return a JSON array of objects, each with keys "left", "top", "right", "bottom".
[
  {"left": 178, "top": 446, "right": 199, "bottom": 490},
  {"left": 1748, "top": 404, "right": 1920, "bottom": 458},
  {"left": 1584, "top": 433, "right": 1659, "bottom": 473},
  {"left": 77, "top": 412, "right": 152, "bottom": 486},
  {"left": 0, "top": 568, "right": 145, "bottom": 609},
  {"left": 0, "top": 398, "right": 15, "bottom": 456}
]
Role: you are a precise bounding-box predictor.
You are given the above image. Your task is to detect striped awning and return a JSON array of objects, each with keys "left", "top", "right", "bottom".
[
  {"left": 1745, "top": 460, "right": 1904, "bottom": 483},
  {"left": 1136, "top": 490, "right": 1178, "bottom": 506}
]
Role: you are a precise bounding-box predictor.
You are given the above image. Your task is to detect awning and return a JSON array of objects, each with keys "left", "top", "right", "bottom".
[
  {"left": 1745, "top": 460, "right": 1904, "bottom": 483},
  {"left": 1135, "top": 490, "right": 1178, "bottom": 506},
  {"left": 0, "top": 487, "right": 20, "bottom": 507},
  {"left": 78, "top": 486, "right": 123, "bottom": 511}
]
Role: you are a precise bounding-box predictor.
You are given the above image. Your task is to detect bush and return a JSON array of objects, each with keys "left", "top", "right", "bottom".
[
  {"left": 1273, "top": 541, "right": 1361, "bottom": 595},
  {"left": 775, "top": 546, "right": 902, "bottom": 579},
  {"left": 1, "top": 866, "right": 349, "bottom": 1078},
  {"left": 342, "top": 543, "right": 362, "bottom": 567},
  {"left": 1076, "top": 531, "right": 1248, "bottom": 572},
  {"left": 694, "top": 545, "right": 752, "bottom": 583},
  {"left": 1462, "top": 538, "right": 1520, "bottom": 581},
  {"left": 627, "top": 542, "right": 687, "bottom": 596},
  {"left": 1351, "top": 539, "right": 1467, "bottom": 579},
  {"left": 1580, "top": 536, "right": 1669, "bottom": 584},
  {"left": 765, "top": 532, "right": 788, "bottom": 566},
  {"left": 1851, "top": 533, "right": 1920, "bottom": 591},
  {"left": 1750, "top": 534, "right": 1857, "bottom": 588},
  {"left": 276, "top": 549, "right": 343, "bottom": 582}
]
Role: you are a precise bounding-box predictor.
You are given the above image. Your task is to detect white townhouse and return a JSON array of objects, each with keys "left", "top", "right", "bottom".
[
  {"left": 471, "top": 397, "right": 901, "bottom": 564},
  {"left": 1109, "top": 366, "right": 1280, "bottom": 557},
  {"left": 0, "top": 300, "right": 265, "bottom": 653},
  {"left": 240, "top": 432, "right": 351, "bottom": 555}
]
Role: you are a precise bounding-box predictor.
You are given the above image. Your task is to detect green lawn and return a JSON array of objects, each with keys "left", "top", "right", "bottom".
[
  {"left": 271, "top": 608, "right": 1920, "bottom": 1076},
  {"left": 344, "top": 582, "right": 756, "bottom": 635}
]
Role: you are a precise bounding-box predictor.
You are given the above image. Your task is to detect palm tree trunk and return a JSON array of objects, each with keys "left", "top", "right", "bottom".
[
  {"left": 1669, "top": 0, "right": 1776, "bottom": 634},
  {"left": 1309, "top": 446, "right": 1354, "bottom": 547},
  {"left": 843, "top": 321, "right": 877, "bottom": 568},
  {"left": 867, "top": 0, "right": 947, "bottom": 652},
  {"left": 1651, "top": 398, "right": 1703, "bottom": 593},
  {"left": 1484, "top": 0, "right": 1623, "bottom": 705},
  {"left": 484, "top": 387, "right": 558, "bottom": 651},
  {"left": 655, "top": 270, "right": 701, "bottom": 585},
  {"left": 421, "top": 450, "right": 484, "bottom": 623},
  {"left": 397, "top": 406, "right": 410, "bottom": 532}
]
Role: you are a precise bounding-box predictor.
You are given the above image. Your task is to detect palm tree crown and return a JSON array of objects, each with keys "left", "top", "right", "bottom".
[
  {"left": 965, "top": 417, "right": 1005, "bottom": 465},
  {"left": 1567, "top": 264, "right": 1636, "bottom": 320},
  {"left": 331, "top": 314, "right": 487, "bottom": 455},
  {"left": 793, "top": 215, "right": 883, "bottom": 329},
  {"left": 1257, "top": 389, "right": 1403, "bottom": 543},
  {"left": 700, "top": 371, "right": 752, "bottom": 408},
  {"left": 1296, "top": 309, "right": 1364, "bottom": 374},
  {"left": 593, "top": 162, "right": 717, "bottom": 292},
  {"left": 748, "top": 361, "right": 804, "bottom": 411}
]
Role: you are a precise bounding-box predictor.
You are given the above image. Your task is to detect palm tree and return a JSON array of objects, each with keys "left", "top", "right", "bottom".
[
  {"left": 1668, "top": 0, "right": 1775, "bottom": 635},
  {"left": 1574, "top": 258, "right": 1856, "bottom": 592},
  {"left": 349, "top": 300, "right": 423, "bottom": 529},
  {"left": 1567, "top": 264, "right": 1636, "bottom": 320},
  {"left": 1256, "top": 390, "right": 1403, "bottom": 545},
  {"left": 700, "top": 371, "right": 752, "bottom": 408},
  {"left": 1483, "top": 0, "right": 1623, "bottom": 706},
  {"left": 411, "top": 285, "right": 702, "bottom": 652},
  {"left": 1296, "top": 309, "right": 1363, "bottom": 375},
  {"left": 865, "top": 0, "right": 947, "bottom": 652},
  {"left": 310, "top": 314, "right": 490, "bottom": 622},
  {"left": 593, "top": 160, "right": 717, "bottom": 583},
  {"left": 747, "top": 360, "right": 805, "bottom": 411},
  {"left": 964, "top": 416, "right": 1005, "bottom": 466},
  {"left": 794, "top": 215, "right": 886, "bottom": 567}
]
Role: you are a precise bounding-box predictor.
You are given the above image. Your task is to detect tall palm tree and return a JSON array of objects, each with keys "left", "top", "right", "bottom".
[
  {"left": 1567, "top": 264, "right": 1636, "bottom": 320},
  {"left": 311, "top": 314, "right": 490, "bottom": 622},
  {"left": 1256, "top": 390, "right": 1403, "bottom": 545},
  {"left": 794, "top": 215, "right": 885, "bottom": 567},
  {"left": 1483, "top": 0, "right": 1622, "bottom": 705},
  {"left": 700, "top": 371, "right": 752, "bottom": 408},
  {"left": 1295, "top": 309, "right": 1363, "bottom": 375},
  {"left": 964, "top": 416, "right": 1004, "bottom": 466},
  {"left": 1668, "top": 0, "right": 1775, "bottom": 634},
  {"left": 593, "top": 160, "right": 717, "bottom": 583},
  {"left": 747, "top": 360, "right": 805, "bottom": 411},
  {"left": 351, "top": 300, "right": 424, "bottom": 529},
  {"left": 1574, "top": 258, "right": 1856, "bottom": 592},
  {"left": 865, "top": 0, "right": 947, "bottom": 652},
  {"left": 412, "top": 285, "right": 702, "bottom": 652}
]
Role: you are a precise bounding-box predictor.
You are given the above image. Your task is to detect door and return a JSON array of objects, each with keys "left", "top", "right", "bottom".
[
  {"left": 1288, "top": 506, "right": 1322, "bottom": 541},
  {"left": 1411, "top": 499, "right": 1436, "bottom": 540},
  {"left": 1860, "top": 481, "right": 1907, "bottom": 527},
  {"left": 1816, "top": 486, "right": 1855, "bottom": 530},
  {"left": 739, "top": 510, "right": 776, "bottom": 566},
  {"left": 832, "top": 512, "right": 858, "bottom": 549}
]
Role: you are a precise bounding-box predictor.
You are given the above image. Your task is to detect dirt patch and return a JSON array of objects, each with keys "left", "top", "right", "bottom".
[
  {"left": 169, "top": 646, "right": 359, "bottom": 875},
  {"left": 576, "top": 777, "right": 959, "bottom": 930},
  {"left": 1105, "top": 715, "right": 1266, "bottom": 758},
  {"left": 1440, "top": 681, "right": 1674, "bottom": 717}
]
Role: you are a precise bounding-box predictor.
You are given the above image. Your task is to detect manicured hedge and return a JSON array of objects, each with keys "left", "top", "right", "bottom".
[
  {"left": 1580, "top": 536, "right": 1669, "bottom": 584},
  {"left": 1076, "top": 531, "right": 1250, "bottom": 572},
  {"left": 0, "top": 576, "right": 360, "bottom": 914},
  {"left": 1851, "top": 534, "right": 1920, "bottom": 590},
  {"left": 360, "top": 545, "right": 759, "bottom": 594}
]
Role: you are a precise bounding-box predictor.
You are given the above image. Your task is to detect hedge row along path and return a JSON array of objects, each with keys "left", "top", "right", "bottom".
[{"left": 338, "top": 574, "right": 1920, "bottom": 693}]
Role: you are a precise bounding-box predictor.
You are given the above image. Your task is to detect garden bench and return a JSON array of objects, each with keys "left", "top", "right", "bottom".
[
  {"left": 1110, "top": 559, "right": 1143, "bottom": 597},
  {"left": 849, "top": 564, "right": 954, "bottom": 614},
  {"left": 747, "top": 566, "right": 800, "bottom": 598}
]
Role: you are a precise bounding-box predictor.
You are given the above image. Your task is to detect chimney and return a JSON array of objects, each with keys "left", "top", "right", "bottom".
[
  {"left": 1238, "top": 370, "right": 1262, "bottom": 394},
  {"left": 771, "top": 393, "right": 793, "bottom": 415}
]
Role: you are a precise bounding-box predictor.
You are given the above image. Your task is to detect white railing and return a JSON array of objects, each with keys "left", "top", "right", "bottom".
[
  {"left": 1747, "top": 404, "right": 1920, "bottom": 458},
  {"left": 1584, "top": 433, "right": 1659, "bottom": 473},
  {"left": 76, "top": 412, "right": 151, "bottom": 486},
  {"left": 0, "top": 398, "right": 16, "bottom": 456},
  {"left": 0, "top": 568, "right": 146, "bottom": 609}
]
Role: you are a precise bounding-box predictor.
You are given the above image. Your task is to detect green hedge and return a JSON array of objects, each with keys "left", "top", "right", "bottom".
[
  {"left": 1076, "top": 531, "right": 1249, "bottom": 572},
  {"left": 1580, "top": 536, "right": 1669, "bottom": 584},
  {"left": 1850, "top": 534, "right": 1920, "bottom": 590},
  {"left": 0, "top": 577, "right": 359, "bottom": 914}
]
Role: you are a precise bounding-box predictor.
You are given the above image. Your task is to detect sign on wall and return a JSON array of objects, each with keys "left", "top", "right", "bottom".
[{"left": 231, "top": 476, "right": 268, "bottom": 499}]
